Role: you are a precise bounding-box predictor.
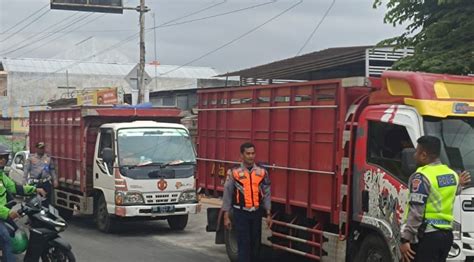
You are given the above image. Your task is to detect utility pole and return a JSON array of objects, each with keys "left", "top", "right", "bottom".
[{"left": 137, "top": 0, "right": 149, "bottom": 104}]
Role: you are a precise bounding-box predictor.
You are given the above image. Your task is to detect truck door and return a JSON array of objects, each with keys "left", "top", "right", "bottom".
[
  {"left": 352, "top": 105, "right": 423, "bottom": 250},
  {"left": 93, "top": 129, "right": 116, "bottom": 206}
]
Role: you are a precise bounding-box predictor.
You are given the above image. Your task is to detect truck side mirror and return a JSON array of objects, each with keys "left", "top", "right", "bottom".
[
  {"left": 102, "top": 148, "right": 115, "bottom": 165},
  {"left": 401, "top": 148, "right": 417, "bottom": 176}
]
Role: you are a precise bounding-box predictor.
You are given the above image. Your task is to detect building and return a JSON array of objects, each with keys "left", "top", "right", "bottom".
[{"left": 0, "top": 57, "right": 228, "bottom": 134}]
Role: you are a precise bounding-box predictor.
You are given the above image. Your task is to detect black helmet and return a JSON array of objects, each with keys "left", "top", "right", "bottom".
[
  {"left": 0, "top": 145, "right": 11, "bottom": 160},
  {"left": 0, "top": 149, "right": 10, "bottom": 156}
]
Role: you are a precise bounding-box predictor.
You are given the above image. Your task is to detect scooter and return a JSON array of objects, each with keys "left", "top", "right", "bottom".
[{"left": 1, "top": 196, "right": 76, "bottom": 262}]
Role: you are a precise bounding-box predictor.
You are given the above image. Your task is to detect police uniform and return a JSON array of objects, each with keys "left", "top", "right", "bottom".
[
  {"left": 24, "top": 153, "right": 56, "bottom": 206},
  {"left": 402, "top": 161, "right": 461, "bottom": 261},
  {"left": 222, "top": 164, "right": 271, "bottom": 262}
]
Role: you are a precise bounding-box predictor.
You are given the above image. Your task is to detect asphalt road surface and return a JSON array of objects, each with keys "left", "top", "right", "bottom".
[{"left": 18, "top": 203, "right": 312, "bottom": 262}]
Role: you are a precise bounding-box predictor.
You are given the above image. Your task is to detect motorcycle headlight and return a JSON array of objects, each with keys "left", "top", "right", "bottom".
[
  {"left": 116, "top": 192, "right": 144, "bottom": 205},
  {"left": 453, "top": 221, "right": 461, "bottom": 240},
  {"left": 179, "top": 190, "right": 197, "bottom": 203}
]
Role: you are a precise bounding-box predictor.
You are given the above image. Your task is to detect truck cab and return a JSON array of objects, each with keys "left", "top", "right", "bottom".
[
  {"left": 351, "top": 72, "right": 474, "bottom": 261},
  {"left": 93, "top": 121, "right": 200, "bottom": 232}
]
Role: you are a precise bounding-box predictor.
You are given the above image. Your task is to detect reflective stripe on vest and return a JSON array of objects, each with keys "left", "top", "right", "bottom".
[
  {"left": 418, "top": 164, "right": 458, "bottom": 230},
  {"left": 233, "top": 167, "right": 265, "bottom": 209}
]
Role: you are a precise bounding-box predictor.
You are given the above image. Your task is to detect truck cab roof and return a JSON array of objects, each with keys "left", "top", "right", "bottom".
[{"left": 100, "top": 121, "right": 188, "bottom": 131}]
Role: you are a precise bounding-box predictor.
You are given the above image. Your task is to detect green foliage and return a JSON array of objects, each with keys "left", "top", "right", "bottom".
[
  {"left": 374, "top": 0, "right": 474, "bottom": 74},
  {"left": 0, "top": 136, "right": 27, "bottom": 154}
]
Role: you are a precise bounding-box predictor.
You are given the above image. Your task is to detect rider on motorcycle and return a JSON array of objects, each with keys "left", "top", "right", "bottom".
[{"left": 0, "top": 149, "right": 46, "bottom": 262}]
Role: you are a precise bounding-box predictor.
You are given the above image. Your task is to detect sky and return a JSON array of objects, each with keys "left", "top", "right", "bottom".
[{"left": 0, "top": 0, "right": 406, "bottom": 73}]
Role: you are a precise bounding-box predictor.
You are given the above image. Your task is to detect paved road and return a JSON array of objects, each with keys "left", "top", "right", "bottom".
[{"left": 17, "top": 203, "right": 312, "bottom": 261}]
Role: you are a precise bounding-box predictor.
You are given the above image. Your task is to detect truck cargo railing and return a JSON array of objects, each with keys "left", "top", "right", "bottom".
[
  {"left": 197, "top": 105, "right": 338, "bottom": 111},
  {"left": 197, "top": 158, "right": 335, "bottom": 175}
]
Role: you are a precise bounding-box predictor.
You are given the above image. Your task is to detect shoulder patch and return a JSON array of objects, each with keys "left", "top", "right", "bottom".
[{"left": 411, "top": 178, "right": 422, "bottom": 192}]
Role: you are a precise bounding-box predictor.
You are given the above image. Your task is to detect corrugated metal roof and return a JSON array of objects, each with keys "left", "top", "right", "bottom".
[
  {"left": 219, "top": 46, "right": 372, "bottom": 80},
  {"left": 1, "top": 58, "right": 220, "bottom": 79}
]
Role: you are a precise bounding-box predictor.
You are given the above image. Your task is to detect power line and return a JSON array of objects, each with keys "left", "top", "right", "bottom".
[
  {"left": 160, "top": 0, "right": 303, "bottom": 76},
  {"left": 1, "top": 12, "right": 83, "bottom": 54},
  {"left": 0, "top": 3, "right": 49, "bottom": 35},
  {"left": 2, "top": 13, "right": 96, "bottom": 56},
  {"left": 296, "top": 0, "right": 335, "bottom": 55},
  {"left": 16, "top": 14, "right": 105, "bottom": 58},
  {"left": 19, "top": 0, "right": 233, "bottom": 79},
  {"left": 157, "top": 0, "right": 228, "bottom": 27},
  {"left": 151, "top": 0, "right": 277, "bottom": 29},
  {"left": 0, "top": 8, "right": 50, "bottom": 43},
  {"left": 19, "top": 0, "right": 274, "bottom": 84}
]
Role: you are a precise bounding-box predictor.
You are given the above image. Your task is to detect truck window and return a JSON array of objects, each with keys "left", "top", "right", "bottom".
[
  {"left": 366, "top": 121, "right": 414, "bottom": 183},
  {"left": 98, "top": 129, "right": 113, "bottom": 158}
]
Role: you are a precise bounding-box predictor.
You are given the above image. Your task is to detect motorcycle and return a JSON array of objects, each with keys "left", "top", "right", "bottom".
[{"left": 1, "top": 196, "right": 76, "bottom": 262}]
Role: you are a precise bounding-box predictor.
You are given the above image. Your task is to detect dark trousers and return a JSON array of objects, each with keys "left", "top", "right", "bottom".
[
  {"left": 233, "top": 208, "right": 262, "bottom": 262},
  {"left": 0, "top": 221, "right": 15, "bottom": 262},
  {"left": 36, "top": 181, "right": 53, "bottom": 207},
  {"left": 412, "top": 230, "right": 453, "bottom": 262}
]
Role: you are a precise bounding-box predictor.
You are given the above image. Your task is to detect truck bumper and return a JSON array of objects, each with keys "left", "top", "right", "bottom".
[{"left": 115, "top": 203, "right": 201, "bottom": 217}]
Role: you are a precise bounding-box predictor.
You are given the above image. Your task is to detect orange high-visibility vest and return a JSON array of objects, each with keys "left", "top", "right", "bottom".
[{"left": 232, "top": 167, "right": 266, "bottom": 209}]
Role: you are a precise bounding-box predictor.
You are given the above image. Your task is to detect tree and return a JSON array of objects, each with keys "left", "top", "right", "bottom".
[{"left": 374, "top": 0, "right": 474, "bottom": 74}]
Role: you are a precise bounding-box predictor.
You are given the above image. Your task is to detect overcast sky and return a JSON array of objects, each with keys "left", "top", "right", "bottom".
[{"left": 0, "top": 0, "right": 405, "bottom": 73}]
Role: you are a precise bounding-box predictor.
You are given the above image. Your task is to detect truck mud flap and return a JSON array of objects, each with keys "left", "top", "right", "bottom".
[
  {"left": 206, "top": 207, "right": 220, "bottom": 232},
  {"left": 206, "top": 207, "right": 225, "bottom": 244}
]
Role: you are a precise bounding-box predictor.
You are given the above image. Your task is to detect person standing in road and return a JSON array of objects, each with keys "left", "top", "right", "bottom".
[
  {"left": 400, "top": 136, "right": 471, "bottom": 262},
  {"left": 24, "top": 142, "right": 57, "bottom": 206},
  {"left": 222, "top": 142, "right": 272, "bottom": 262}
]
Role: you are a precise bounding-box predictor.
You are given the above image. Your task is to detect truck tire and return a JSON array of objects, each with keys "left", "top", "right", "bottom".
[
  {"left": 167, "top": 214, "right": 188, "bottom": 231},
  {"left": 353, "top": 234, "right": 391, "bottom": 262},
  {"left": 224, "top": 227, "right": 239, "bottom": 262},
  {"left": 95, "top": 194, "right": 115, "bottom": 233}
]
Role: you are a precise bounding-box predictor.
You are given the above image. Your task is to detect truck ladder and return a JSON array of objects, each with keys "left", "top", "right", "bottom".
[
  {"left": 338, "top": 95, "right": 367, "bottom": 240},
  {"left": 270, "top": 214, "right": 323, "bottom": 260}
]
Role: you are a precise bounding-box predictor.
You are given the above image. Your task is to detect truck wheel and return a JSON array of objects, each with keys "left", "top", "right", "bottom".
[
  {"left": 167, "top": 214, "right": 188, "bottom": 230},
  {"left": 224, "top": 227, "right": 239, "bottom": 262},
  {"left": 57, "top": 207, "right": 74, "bottom": 221},
  {"left": 95, "top": 194, "right": 115, "bottom": 233},
  {"left": 354, "top": 234, "right": 391, "bottom": 262}
]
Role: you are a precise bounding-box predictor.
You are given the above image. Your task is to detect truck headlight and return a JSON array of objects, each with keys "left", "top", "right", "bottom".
[
  {"left": 453, "top": 221, "right": 461, "bottom": 240},
  {"left": 179, "top": 190, "right": 197, "bottom": 203},
  {"left": 115, "top": 192, "right": 144, "bottom": 205}
]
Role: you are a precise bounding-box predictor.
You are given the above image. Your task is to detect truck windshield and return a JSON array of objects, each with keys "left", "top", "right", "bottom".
[
  {"left": 424, "top": 117, "right": 474, "bottom": 186},
  {"left": 117, "top": 127, "right": 196, "bottom": 167}
]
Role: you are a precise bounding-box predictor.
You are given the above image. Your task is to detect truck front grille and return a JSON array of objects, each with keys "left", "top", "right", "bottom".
[{"left": 143, "top": 193, "right": 179, "bottom": 204}]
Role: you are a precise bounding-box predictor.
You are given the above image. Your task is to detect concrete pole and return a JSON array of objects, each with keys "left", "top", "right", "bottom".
[{"left": 138, "top": 0, "right": 147, "bottom": 104}]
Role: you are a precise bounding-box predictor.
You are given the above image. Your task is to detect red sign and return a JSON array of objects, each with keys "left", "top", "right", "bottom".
[{"left": 157, "top": 179, "right": 168, "bottom": 191}]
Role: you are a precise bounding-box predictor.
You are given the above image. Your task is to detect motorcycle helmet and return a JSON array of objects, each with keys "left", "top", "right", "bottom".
[
  {"left": 0, "top": 148, "right": 10, "bottom": 170},
  {"left": 11, "top": 229, "right": 28, "bottom": 254}
]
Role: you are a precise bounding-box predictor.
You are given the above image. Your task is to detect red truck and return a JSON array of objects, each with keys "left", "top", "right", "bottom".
[
  {"left": 200, "top": 71, "right": 474, "bottom": 261},
  {"left": 28, "top": 106, "right": 200, "bottom": 232}
]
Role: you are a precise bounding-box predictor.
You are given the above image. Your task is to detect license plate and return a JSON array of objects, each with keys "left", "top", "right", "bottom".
[{"left": 151, "top": 205, "right": 175, "bottom": 214}]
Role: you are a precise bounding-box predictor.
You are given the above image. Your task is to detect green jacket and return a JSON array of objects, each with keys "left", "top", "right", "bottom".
[{"left": 0, "top": 170, "right": 37, "bottom": 220}]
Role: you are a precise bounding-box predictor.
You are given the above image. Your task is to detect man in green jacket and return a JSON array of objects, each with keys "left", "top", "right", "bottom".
[{"left": 0, "top": 149, "right": 46, "bottom": 261}]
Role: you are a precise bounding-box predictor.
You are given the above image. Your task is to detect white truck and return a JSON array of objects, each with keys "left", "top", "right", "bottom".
[{"left": 28, "top": 107, "right": 200, "bottom": 232}]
